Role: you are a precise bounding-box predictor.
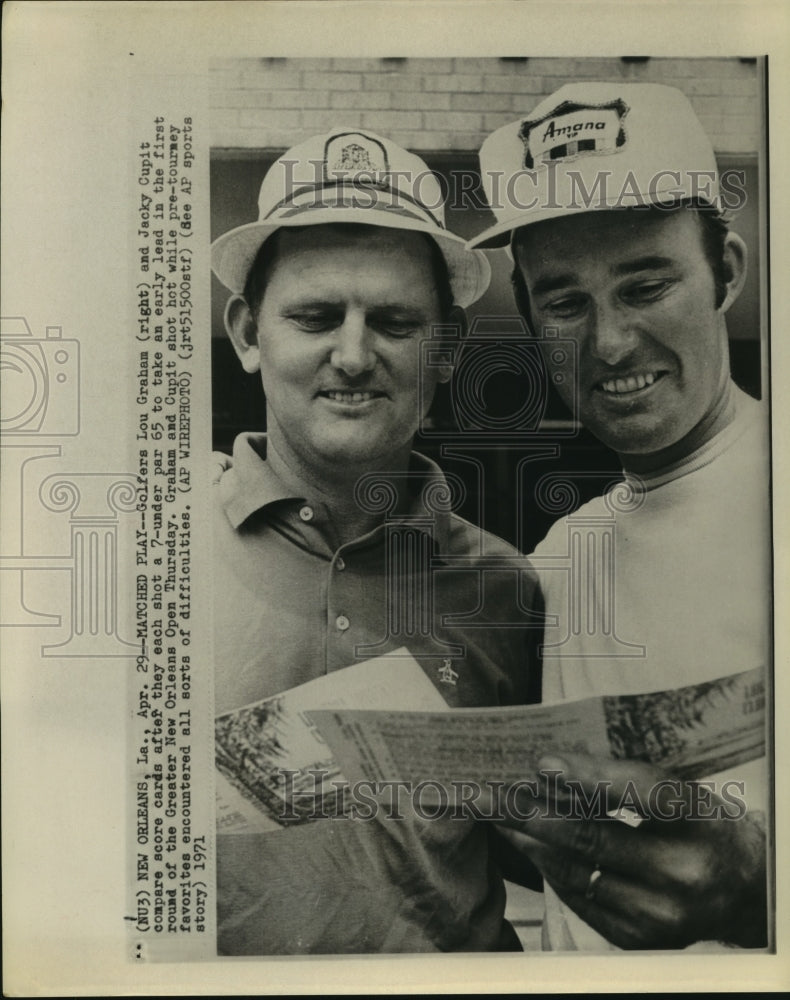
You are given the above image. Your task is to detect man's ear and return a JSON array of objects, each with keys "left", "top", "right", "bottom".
[
  {"left": 719, "top": 231, "right": 748, "bottom": 314},
  {"left": 510, "top": 264, "right": 534, "bottom": 332},
  {"left": 434, "top": 305, "right": 467, "bottom": 383},
  {"left": 224, "top": 294, "right": 261, "bottom": 374}
]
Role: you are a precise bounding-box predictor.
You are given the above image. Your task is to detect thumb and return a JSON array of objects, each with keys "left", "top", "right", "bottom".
[
  {"left": 536, "top": 752, "right": 720, "bottom": 824},
  {"left": 537, "top": 752, "right": 688, "bottom": 820}
]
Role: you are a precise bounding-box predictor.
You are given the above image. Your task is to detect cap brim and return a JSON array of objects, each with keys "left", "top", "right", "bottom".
[
  {"left": 211, "top": 210, "right": 490, "bottom": 308},
  {"left": 467, "top": 189, "right": 722, "bottom": 250}
]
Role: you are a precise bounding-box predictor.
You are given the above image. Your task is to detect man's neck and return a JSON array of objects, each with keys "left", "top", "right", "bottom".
[
  {"left": 619, "top": 375, "right": 738, "bottom": 477},
  {"left": 264, "top": 435, "right": 415, "bottom": 546}
]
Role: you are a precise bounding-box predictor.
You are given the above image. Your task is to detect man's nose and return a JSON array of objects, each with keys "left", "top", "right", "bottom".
[
  {"left": 587, "top": 302, "right": 640, "bottom": 366},
  {"left": 330, "top": 316, "right": 376, "bottom": 377}
]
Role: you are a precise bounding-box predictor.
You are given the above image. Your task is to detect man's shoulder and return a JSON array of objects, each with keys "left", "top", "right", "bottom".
[
  {"left": 211, "top": 432, "right": 279, "bottom": 533},
  {"left": 410, "top": 450, "right": 531, "bottom": 562},
  {"left": 532, "top": 493, "right": 610, "bottom": 557},
  {"left": 211, "top": 432, "right": 267, "bottom": 483},
  {"left": 444, "top": 509, "right": 532, "bottom": 564}
]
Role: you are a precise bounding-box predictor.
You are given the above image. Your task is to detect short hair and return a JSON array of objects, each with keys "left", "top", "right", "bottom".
[
  {"left": 242, "top": 222, "right": 456, "bottom": 321},
  {"left": 510, "top": 201, "right": 732, "bottom": 332}
]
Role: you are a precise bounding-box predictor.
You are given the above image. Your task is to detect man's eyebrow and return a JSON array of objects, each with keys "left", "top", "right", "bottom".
[
  {"left": 530, "top": 256, "right": 677, "bottom": 297},
  {"left": 613, "top": 255, "right": 676, "bottom": 276},
  {"left": 530, "top": 274, "right": 578, "bottom": 297},
  {"left": 279, "top": 299, "right": 430, "bottom": 321},
  {"left": 279, "top": 297, "right": 343, "bottom": 311},
  {"left": 367, "top": 304, "right": 428, "bottom": 319}
]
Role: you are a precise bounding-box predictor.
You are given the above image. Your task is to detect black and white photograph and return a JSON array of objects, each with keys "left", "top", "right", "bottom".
[
  {"left": 2, "top": 1, "right": 788, "bottom": 995},
  {"left": 206, "top": 51, "right": 772, "bottom": 958}
]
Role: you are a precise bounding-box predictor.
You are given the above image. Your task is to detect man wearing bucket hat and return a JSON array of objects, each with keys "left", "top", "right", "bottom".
[
  {"left": 210, "top": 127, "right": 542, "bottom": 954},
  {"left": 470, "top": 83, "right": 770, "bottom": 950}
]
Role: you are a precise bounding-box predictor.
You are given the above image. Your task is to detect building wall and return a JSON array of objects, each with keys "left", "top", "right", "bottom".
[{"left": 209, "top": 56, "right": 761, "bottom": 154}]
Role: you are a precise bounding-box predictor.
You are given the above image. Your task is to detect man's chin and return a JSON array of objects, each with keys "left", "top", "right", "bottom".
[
  {"left": 310, "top": 434, "right": 412, "bottom": 470},
  {"left": 586, "top": 415, "right": 675, "bottom": 458}
]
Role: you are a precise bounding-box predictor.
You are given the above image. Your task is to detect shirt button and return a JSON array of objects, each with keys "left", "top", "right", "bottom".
[
  {"left": 336, "top": 557, "right": 345, "bottom": 571},
  {"left": 299, "top": 505, "right": 314, "bottom": 522},
  {"left": 336, "top": 615, "right": 350, "bottom": 631}
]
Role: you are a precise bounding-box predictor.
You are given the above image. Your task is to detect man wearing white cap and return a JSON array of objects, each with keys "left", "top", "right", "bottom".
[
  {"left": 471, "top": 83, "right": 770, "bottom": 950},
  {"left": 210, "top": 128, "right": 541, "bottom": 953}
]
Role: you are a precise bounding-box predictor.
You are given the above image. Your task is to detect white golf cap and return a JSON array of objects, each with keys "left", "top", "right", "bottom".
[
  {"left": 212, "top": 126, "right": 491, "bottom": 308},
  {"left": 469, "top": 82, "right": 720, "bottom": 249}
]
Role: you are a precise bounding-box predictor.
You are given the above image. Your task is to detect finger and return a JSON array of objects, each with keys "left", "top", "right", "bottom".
[
  {"left": 525, "top": 842, "right": 693, "bottom": 950},
  {"left": 509, "top": 809, "right": 714, "bottom": 886},
  {"left": 535, "top": 753, "right": 732, "bottom": 828},
  {"left": 495, "top": 796, "right": 639, "bottom": 862},
  {"left": 500, "top": 760, "right": 658, "bottom": 826},
  {"left": 506, "top": 769, "right": 644, "bottom": 823},
  {"left": 494, "top": 824, "right": 546, "bottom": 854},
  {"left": 536, "top": 752, "right": 665, "bottom": 803},
  {"left": 550, "top": 880, "right": 690, "bottom": 951}
]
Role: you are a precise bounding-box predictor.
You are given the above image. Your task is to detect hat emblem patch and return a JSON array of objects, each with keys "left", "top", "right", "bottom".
[
  {"left": 520, "top": 99, "right": 629, "bottom": 169},
  {"left": 324, "top": 132, "right": 390, "bottom": 185},
  {"left": 335, "top": 142, "right": 376, "bottom": 171}
]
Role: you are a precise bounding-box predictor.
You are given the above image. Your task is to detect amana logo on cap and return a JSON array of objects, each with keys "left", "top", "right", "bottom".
[
  {"left": 519, "top": 99, "right": 629, "bottom": 169},
  {"left": 324, "top": 132, "right": 390, "bottom": 185}
]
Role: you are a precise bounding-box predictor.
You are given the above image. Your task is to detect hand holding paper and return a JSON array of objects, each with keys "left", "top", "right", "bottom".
[
  {"left": 496, "top": 751, "right": 768, "bottom": 950},
  {"left": 307, "top": 666, "right": 768, "bottom": 950}
]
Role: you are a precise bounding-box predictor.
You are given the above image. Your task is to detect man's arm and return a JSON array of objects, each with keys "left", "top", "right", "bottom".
[{"left": 495, "top": 752, "right": 768, "bottom": 950}]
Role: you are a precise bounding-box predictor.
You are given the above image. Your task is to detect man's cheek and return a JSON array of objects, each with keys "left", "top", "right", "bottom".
[
  {"left": 546, "top": 361, "right": 577, "bottom": 413},
  {"left": 420, "top": 378, "right": 439, "bottom": 415}
]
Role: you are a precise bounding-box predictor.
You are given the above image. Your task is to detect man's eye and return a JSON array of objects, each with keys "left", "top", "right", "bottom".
[
  {"left": 289, "top": 314, "right": 338, "bottom": 332},
  {"left": 374, "top": 322, "right": 417, "bottom": 339},
  {"left": 540, "top": 295, "right": 586, "bottom": 319},
  {"left": 623, "top": 280, "right": 675, "bottom": 304},
  {"left": 367, "top": 315, "right": 422, "bottom": 338}
]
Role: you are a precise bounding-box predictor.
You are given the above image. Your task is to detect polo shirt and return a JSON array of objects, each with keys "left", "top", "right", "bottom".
[{"left": 212, "top": 432, "right": 542, "bottom": 954}]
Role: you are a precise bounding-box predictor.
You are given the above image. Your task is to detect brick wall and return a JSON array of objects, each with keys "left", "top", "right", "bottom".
[{"left": 210, "top": 56, "right": 761, "bottom": 154}]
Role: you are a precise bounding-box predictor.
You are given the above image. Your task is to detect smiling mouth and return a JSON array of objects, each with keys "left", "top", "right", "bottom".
[
  {"left": 319, "top": 390, "right": 385, "bottom": 404},
  {"left": 597, "top": 372, "right": 665, "bottom": 396}
]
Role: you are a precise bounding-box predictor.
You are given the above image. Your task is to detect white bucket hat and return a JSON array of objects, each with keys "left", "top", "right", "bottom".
[
  {"left": 211, "top": 126, "right": 490, "bottom": 307},
  {"left": 469, "top": 82, "right": 720, "bottom": 249}
]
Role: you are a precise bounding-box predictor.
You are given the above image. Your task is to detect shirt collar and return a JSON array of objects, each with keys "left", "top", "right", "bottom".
[
  {"left": 623, "top": 385, "right": 763, "bottom": 493},
  {"left": 216, "top": 432, "right": 302, "bottom": 529},
  {"left": 216, "top": 432, "right": 453, "bottom": 551}
]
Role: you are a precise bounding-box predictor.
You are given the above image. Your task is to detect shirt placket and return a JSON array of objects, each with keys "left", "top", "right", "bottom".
[{"left": 324, "top": 536, "right": 374, "bottom": 674}]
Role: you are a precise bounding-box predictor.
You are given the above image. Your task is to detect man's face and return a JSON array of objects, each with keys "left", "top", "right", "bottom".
[
  {"left": 514, "top": 209, "right": 734, "bottom": 456},
  {"left": 237, "top": 225, "right": 448, "bottom": 475}
]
